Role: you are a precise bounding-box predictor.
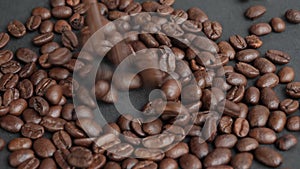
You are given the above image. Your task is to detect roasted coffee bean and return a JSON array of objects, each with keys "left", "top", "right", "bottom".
[
  {"left": 103, "top": 161, "right": 121, "bottom": 169},
  {"left": 29, "top": 96, "right": 49, "bottom": 116},
  {"left": 162, "top": 22, "right": 184, "bottom": 37},
  {"left": 3, "top": 88, "right": 19, "bottom": 107},
  {"left": 268, "top": 111, "right": 287, "bottom": 132},
  {"left": 121, "top": 158, "right": 138, "bottom": 169},
  {"left": 236, "top": 49, "right": 260, "bottom": 63},
  {"left": 1, "top": 60, "right": 22, "bottom": 73},
  {"left": 179, "top": 154, "right": 202, "bottom": 169},
  {"left": 286, "top": 116, "right": 300, "bottom": 131},
  {"left": 62, "top": 30, "right": 78, "bottom": 50},
  {"left": 0, "top": 115, "right": 24, "bottom": 133},
  {"left": 254, "top": 147, "right": 282, "bottom": 167},
  {"left": 69, "top": 13, "right": 84, "bottom": 30},
  {"left": 32, "top": 7, "right": 51, "bottom": 20},
  {"left": 0, "top": 73, "right": 19, "bottom": 91},
  {"left": 278, "top": 66, "right": 295, "bottom": 83},
  {"left": 107, "top": 143, "right": 134, "bottom": 161},
  {"left": 170, "top": 9, "right": 188, "bottom": 25},
  {"left": 261, "top": 88, "right": 280, "bottom": 110},
  {"left": 22, "top": 109, "right": 42, "bottom": 124},
  {"left": 233, "top": 118, "right": 249, "bottom": 137},
  {"left": 133, "top": 161, "right": 158, "bottom": 169},
  {"left": 102, "top": 0, "right": 120, "bottom": 10},
  {"left": 159, "top": 158, "right": 178, "bottom": 169},
  {"left": 222, "top": 99, "right": 241, "bottom": 118},
  {"left": 266, "top": 49, "right": 291, "bottom": 65},
  {"left": 250, "top": 23, "right": 272, "bottom": 36},
  {"left": 54, "top": 20, "right": 71, "bottom": 34},
  {"left": 249, "top": 127, "right": 277, "bottom": 144},
  {"left": 165, "top": 142, "right": 189, "bottom": 159},
  {"left": 187, "top": 7, "right": 208, "bottom": 22},
  {"left": 142, "top": 134, "right": 175, "bottom": 149},
  {"left": 218, "top": 116, "right": 233, "bottom": 134},
  {"left": 231, "top": 152, "right": 253, "bottom": 169},
  {"left": 125, "top": 2, "right": 142, "bottom": 15},
  {"left": 248, "top": 105, "right": 270, "bottom": 127},
  {"left": 181, "top": 20, "right": 202, "bottom": 33},
  {"left": 214, "top": 134, "right": 237, "bottom": 148},
  {"left": 235, "top": 62, "right": 259, "bottom": 78},
  {"left": 26, "top": 15, "right": 41, "bottom": 31},
  {"left": 48, "top": 67, "right": 69, "bottom": 81},
  {"left": 142, "top": 119, "right": 162, "bottom": 136},
  {"left": 0, "top": 32, "right": 10, "bottom": 49},
  {"left": 157, "top": 5, "right": 174, "bottom": 16},
  {"left": 245, "top": 35, "right": 263, "bottom": 49},
  {"left": 286, "top": 82, "right": 300, "bottom": 98},
  {"left": 236, "top": 137, "right": 259, "bottom": 152},
  {"left": 276, "top": 134, "right": 298, "bottom": 151},
  {"left": 160, "top": 0, "right": 175, "bottom": 6},
  {"left": 156, "top": 34, "right": 172, "bottom": 47},
  {"left": 33, "top": 138, "right": 56, "bottom": 158},
  {"left": 76, "top": 118, "right": 102, "bottom": 137},
  {"left": 142, "top": 1, "right": 160, "bottom": 12},
  {"left": 0, "top": 50, "right": 13, "bottom": 65},
  {"left": 32, "top": 32, "right": 54, "bottom": 46},
  {"left": 66, "top": 0, "right": 80, "bottom": 6},
  {"left": 40, "top": 20, "right": 54, "bottom": 34},
  {"left": 9, "top": 98, "right": 27, "bottom": 116},
  {"left": 244, "top": 87, "right": 260, "bottom": 105},
  {"left": 39, "top": 158, "right": 57, "bottom": 169},
  {"left": 203, "top": 20, "right": 222, "bottom": 40},
  {"left": 48, "top": 48, "right": 72, "bottom": 65},
  {"left": 21, "top": 123, "right": 44, "bottom": 139},
  {"left": 18, "top": 79, "right": 33, "bottom": 99},
  {"left": 35, "top": 78, "right": 57, "bottom": 96},
  {"left": 134, "top": 148, "right": 164, "bottom": 161},
  {"left": 161, "top": 79, "right": 181, "bottom": 101},
  {"left": 16, "top": 48, "right": 38, "bottom": 63},
  {"left": 245, "top": 5, "right": 266, "bottom": 19},
  {"left": 225, "top": 72, "right": 247, "bottom": 86},
  {"left": 204, "top": 148, "right": 231, "bottom": 168},
  {"left": 18, "top": 157, "right": 39, "bottom": 169},
  {"left": 8, "top": 138, "right": 32, "bottom": 151},
  {"left": 256, "top": 73, "right": 279, "bottom": 88},
  {"left": 52, "top": 130, "right": 72, "bottom": 150},
  {"left": 218, "top": 41, "right": 235, "bottom": 60},
  {"left": 41, "top": 116, "right": 66, "bottom": 132},
  {"left": 7, "top": 20, "right": 26, "bottom": 38},
  {"left": 229, "top": 35, "right": 247, "bottom": 50},
  {"left": 9, "top": 149, "right": 34, "bottom": 167},
  {"left": 51, "top": 0, "right": 65, "bottom": 7},
  {"left": 108, "top": 10, "right": 127, "bottom": 20},
  {"left": 45, "top": 85, "right": 63, "bottom": 105},
  {"left": 40, "top": 42, "right": 60, "bottom": 54},
  {"left": 270, "top": 17, "right": 286, "bottom": 33},
  {"left": 19, "top": 62, "right": 36, "bottom": 78},
  {"left": 67, "top": 147, "right": 93, "bottom": 168},
  {"left": 193, "top": 36, "right": 219, "bottom": 53},
  {"left": 280, "top": 99, "right": 299, "bottom": 114},
  {"left": 189, "top": 137, "right": 209, "bottom": 159},
  {"left": 285, "top": 9, "right": 300, "bottom": 24},
  {"left": 52, "top": 6, "right": 72, "bottom": 19}
]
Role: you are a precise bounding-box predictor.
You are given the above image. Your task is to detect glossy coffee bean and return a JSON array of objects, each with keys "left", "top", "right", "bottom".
[
  {"left": 159, "top": 158, "right": 178, "bottom": 169},
  {"left": 248, "top": 105, "right": 270, "bottom": 127},
  {"left": 62, "top": 30, "right": 78, "bottom": 50},
  {"left": 0, "top": 32, "right": 10, "bottom": 49},
  {"left": 142, "top": 1, "right": 160, "bottom": 12},
  {"left": 233, "top": 118, "right": 249, "bottom": 137},
  {"left": 52, "top": 6, "right": 72, "bottom": 19},
  {"left": 179, "top": 154, "right": 202, "bottom": 169},
  {"left": 278, "top": 66, "right": 295, "bottom": 83},
  {"left": 9, "top": 98, "right": 27, "bottom": 116},
  {"left": 187, "top": 7, "right": 208, "bottom": 23},
  {"left": 21, "top": 123, "right": 44, "bottom": 139},
  {"left": 48, "top": 48, "right": 72, "bottom": 65},
  {"left": 214, "top": 134, "right": 237, "bottom": 148},
  {"left": 41, "top": 116, "right": 66, "bottom": 132},
  {"left": 0, "top": 50, "right": 13, "bottom": 66},
  {"left": 165, "top": 142, "right": 189, "bottom": 159},
  {"left": 218, "top": 116, "right": 233, "bottom": 134},
  {"left": 235, "top": 62, "right": 259, "bottom": 78},
  {"left": 276, "top": 134, "right": 298, "bottom": 151},
  {"left": 67, "top": 147, "right": 93, "bottom": 168},
  {"left": 203, "top": 148, "right": 231, "bottom": 168},
  {"left": 225, "top": 72, "right": 247, "bottom": 86},
  {"left": 32, "top": 32, "right": 54, "bottom": 46},
  {"left": 8, "top": 138, "right": 32, "bottom": 151},
  {"left": 270, "top": 17, "right": 286, "bottom": 33},
  {"left": 231, "top": 152, "right": 253, "bottom": 169},
  {"left": 254, "top": 147, "right": 282, "bottom": 167},
  {"left": 203, "top": 20, "right": 223, "bottom": 40},
  {"left": 142, "top": 134, "right": 175, "bottom": 149},
  {"left": 52, "top": 130, "right": 72, "bottom": 150},
  {"left": 236, "top": 49, "right": 260, "bottom": 63},
  {"left": 286, "top": 82, "right": 300, "bottom": 98},
  {"left": 39, "top": 158, "right": 57, "bottom": 169},
  {"left": 236, "top": 137, "right": 259, "bottom": 152},
  {"left": 285, "top": 9, "right": 300, "bottom": 24},
  {"left": 26, "top": 15, "right": 42, "bottom": 31},
  {"left": 245, "top": 35, "right": 263, "bottom": 49},
  {"left": 189, "top": 137, "right": 209, "bottom": 159},
  {"left": 256, "top": 73, "right": 279, "bottom": 88},
  {"left": 245, "top": 5, "right": 266, "bottom": 19},
  {"left": 45, "top": 85, "right": 63, "bottom": 105},
  {"left": 253, "top": 57, "right": 276, "bottom": 74},
  {"left": 268, "top": 111, "right": 287, "bottom": 132},
  {"left": 249, "top": 23, "right": 272, "bottom": 36},
  {"left": 54, "top": 20, "right": 71, "bottom": 34},
  {"left": 244, "top": 87, "right": 260, "bottom": 105},
  {"left": 249, "top": 127, "right": 277, "bottom": 144},
  {"left": 9, "top": 149, "right": 34, "bottom": 167},
  {"left": 40, "top": 20, "right": 54, "bottom": 34},
  {"left": 286, "top": 116, "right": 300, "bottom": 131},
  {"left": 18, "top": 157, "right": 40, "bottom": 169},
  {"left": 229, "top": 35, "right": 247, "bottom": 50},
  {"left": 16, "top": 48, "right": 38, "bottom": 63},
  {"left": 266, "top": 49, "right": 291, "bottom": 65},
  {"left": 33, "top": 138, "right": 56, "bottom": 158},
  {"left": 0, "top": 115, "right": 24, "bottom": 133},
  {"left": 32, "top": 7, "right": 51, "bottom": 20},
  {"left": 22, "top": 109, "right": 41, "bottom": 124},
  {"left": 7, "top": 20, "right": 26, "bottom": 38},
  {"left": 261, "top": 88, "right": 280, "bottom": 110},
  {"left": 280, "top": 99, "right": 299, "bottom": 115},
  {"left": 218, "top": 41, "right": 235, "bottom": 60}
]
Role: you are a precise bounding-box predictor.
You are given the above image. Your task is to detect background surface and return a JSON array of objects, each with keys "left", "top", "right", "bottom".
[{"left": 0, "top": 0, "right": 300, "bottom": 168}]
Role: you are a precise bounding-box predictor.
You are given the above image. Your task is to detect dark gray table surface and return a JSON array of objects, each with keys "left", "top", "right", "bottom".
[{"left": 0, "top": 0, "right": 300, "bottom": 168}]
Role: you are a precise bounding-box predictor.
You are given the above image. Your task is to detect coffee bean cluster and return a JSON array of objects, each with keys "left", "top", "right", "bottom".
[{"left": 0, "top": 0, "right": 299, "bottom": 169}]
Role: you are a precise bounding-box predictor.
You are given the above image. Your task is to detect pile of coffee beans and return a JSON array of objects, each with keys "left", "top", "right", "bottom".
[{"left": 0, "top": 0, "right": 299, "bottom": 168}]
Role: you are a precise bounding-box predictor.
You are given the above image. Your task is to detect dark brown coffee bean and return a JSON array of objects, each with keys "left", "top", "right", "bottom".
[
  {"left": 165, "top": 142, "right": 189, "bottom": 159},
  {"left": 41, "top": 116, "right": 66, "bottom": 132},
  {"left": 265, "top": 49, "right": 291, "bottom": 65},
  {"left": 40, "top": 42, "right": 60, "bottom": 55},
  {"left": 40, "top": 20, "right": 54, "bottom": 34},
  {"left": 9, "top": 98, "right": 27, "bottom": 116},
  {"left": 69, "top": 13, "right": 84, "bottom": 30},
  {"left": 142, "top": 134, "right": 175, "bottom": 149},
  {"left": 286, "top": 82, "right": 300, "bottom": 99},
  {"left": 169, "top": 9, "right": 188, "bottom": 25},
  {"left": 18, "top": 157, "right": 40, "bottom": 169},
  {"left": 156, "top": 5, "right": 174, "bottom": 16},
  {"left": 193, "top": 36, "right": 219, "bottom": 53},
  {"left": 270, "top": 17, "right": 286, "bottom": 33},
  {"left": 254, "top": 147, "right": 282, "bottom": 167},
  {"left": 22, "top": 109, "right": 41, "bottom": 124},
  {"left": 222, "top": 99, "right": 241, "bottom": 118},
  {"left": 35, "top": 78, "right": 56, "bottom": 97},
  {"left": 66, "top": 147, "right": 93, "bottom": 168},
  {"left": 108, "top": 10, "right": 127, "bottom": 20},
  {"left": 103, "top": 161, "right": 121, "bottom": 169},
  {"left": 134, "top": 148, "right": 164, "bottom": 161},
  {"left": 181, "top": 20, "right": 202, "bottom": 33},
  {"left": 276, "top": 134, "right": 298, "bottom": 151},
  {"left": 250, "top": 23, "right": 272, "bottom": 36},
  {"left": 218, "top": 41, "right": 235, "bottom": 60},
  {"left": 229, "top": 35, "right": 247, "bottom": 50},
  {"left": 203, "top": 20, "right": 222, "bottom": 40},
  {"left": 9, "top": 149, "right": 34, "bottom": 167},
  {"left": 285, "top": 9, "right": 300, "bottom": 24},
  {"left": 214, "top": 134, "right": 237, "bottom": 148},
  {"left": 0, "top": 32, "right": 10, "bottom": 49},
  {"left": 187, "top": 7, "right": 208, "bottom": 23},
  {"left": 66, "top": 0, "right": 80, "bottom": 6},
  {"left": 52, "top": 6, "right": 72, "bottom": 19},
  {"left": 29, "top": 96, "right": 49, "bottom": 116},
  {"left": 231, "top": 152, "right": 253, "bottom": 169},
  {"left": 3, "top": 88, "right": 19, "bottom": 106},
  {"left": 218, "top": 116, "right": 233, "bottom": 134},
  {"left": 45, "top": 85, "right": 63, "bottom": 105},
  {"left": 189, "top": 137, "right": 209, "bottom": 159},
  {"left": 52, "top": 130, "right": 72, "bottom": 150},
  {"left": 225, "top": 72, "right": 247, "bottom": 86},
  {"left": 249, "top": 127, "right": 277, "bottom": 144},
  {"left": 142, "top": 1, "right": 160, "bottom": 12},
  {"left": 102, "top": 0, "right": 120, "bottom": 10},
  {"left": 48, "top": 48, "right": 72, "bottom": 65},
  {"left": 286, "top": 116, "right": 300, "bottom": 131},
  {"left": 54, "top": 20, "right": 71, "bottom": 34},
  {"left": 51, "top": 0, "right": 65, "bottom": 7},
  {"left": 40, "top": 158, "right": 57, "bottom": 169},
  {"left": 37, "top": 53, "right": 50, "bottom": 68},
  {"left": 33, "top": 138, "right": 56, "bottom": 158},
  {"left": 18, "top": 79, "right": 33, "bottom": 99},
  {"left": 178, "top": 154, "right": 202, "bottom": 169},
  {"left": 244, "top": 87, "right": 260, "bottom": 105},
  {"left": 21, "top": 123, "right": 44, "bottom": 139},
  {"left": 107, "top": 143, "right": 134, "bottom": 161},
  {"left": 48, "top": 67, "right": 70, "bottom": 81},
  {"left": 280, "top": 99, "right": 299, "bottom": 114},
  {"left": 0, "top": 73, "right": 19, "bottom": 91},
  {"left": 32, "top": 32, "right": 54, "bottom": 46},
  {"left": 88, "top": 153, "right": 106, "bottom": 169},
  {"left": 0, "top": 115, "right": 24, "bottom": 133},
  {"left": 278, "top": 66, "right": 295, "bottom": 83},
  {"left": 236, "top": 49, "right": 260, "bottom": 63},
  {"left": 76, "top": 118, "right": 102, "bottom": 137},
  {"left": 159, "top": 158, "right": 178, "bottom": 169},
  {"left": 7, "top": 20, "right": 26, "bottom": 38},
  {"left": 261, "top": 88, "right": 280, "bottom": 110},
  {"left": 62, "top": 30, "right": 78, "bottom": 50},
  {"left": 160, "top": 0, "right": 175, "bottom": 6},
  {"left": 16, "top": 48, "right": 38, "bottom": 63},
  {"left": 245, "top": 5, "right": 266, "bottom": 19},
  {"left": 0, "top": 50, "right": 13, "bottom": 66},
  {"left": 8, "top": 138, "right": 32, "bottom": 151},
  {"left": 236, "top": 137, "right": 259, "bottom": 152},
  {"left": 235, "top": 62, "right": 259, "bottom": 78},
  {"left": 233, "top": 118, "right": 249, "bottom": 137},
  {"left": 19, "top": 62, "right": 36, "bottom": 78},
  {"left": 204, "top": 148, "right": 231, "bottom": 168},
  {"left": 245, "top": 35, "right": 263, "bottom": 49},
  {"left": 256, "top": 73, "right": 279, "bottom": 88},
  {"left": 142, "top": 119, "right": 162, "bottom": 136},
  {"left": 125, "top": 2, "right": 142, "bottom": 15},
  {"left": 268, "top": 111, "right": 286, "bottom": 132},
  {"left": 248, "top": 105, "right": 270, "bottom": 127},
  {"left": 32, "top": 7, "right": 51, "bottom": 20},
  {"left": 26, "top": 15, "right": 41, "bottom": 31}
]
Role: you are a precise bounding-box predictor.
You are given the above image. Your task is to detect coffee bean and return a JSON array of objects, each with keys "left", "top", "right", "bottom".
[
  {"left": 33, "top": 138, "right": 56, "bottom": 158},
  {"left": 16, "top": 48, "right": 38, "bottom": 63},
  {"left": 0, "top": 32, "right": 10, "bottom": 49},
  {"left": 276, "top": 134, "right": 298, "bottom": 151},
  {"left": 203, "top": 20, "right": 223, "bottom": 40},
  {"left": 218, "top": 116, "right": 233, "bottom": 134},
  {"left": 142, "top": 134, "right": 175, "bottom": 149},
  {"left": 270, "top": 17, "right": 286, "bottom": 33},
  {"left": 236, "top": 49, "right": 260, "bottom": 63},
  {"left": 244, "top": 87, "right": 260, "bottom": 105},
  {"left": 52, "top": 130, "right": 72, "bottom": 150},
  {"left": 162, "top": 22, "right": 184, "bottom": 37},
  {"left": 9, "top": 98, "right": 27, "bottom": 116},
  {"left": 22, "top": 109, "right": 42, "bottom": 124},
  {"left": 21, "top": 123, "right": 44, "bottom": 139},
  {"left": 254, "top": 146, "right": 282, "bottom": 167},
  {"left": 268, "top": 110, "right": 286, "bottom": 133},
  {"left": 62, "top": 30, "right": 78, "bottom": 50},
  {"left": 69, "top": 13, "right": 84, "bottom": 30},
  {"left": 159, "top": 158, "right": 178, "bottom": 169},
  {"left": 125, "top": 2, "right": 142, "bottom": 15},
  {"left": 229, "top": 35, "right": 247, "bottom": 50},
  {"left": 233, "top": 118, "right": 249, "bottom": 137},
  {"left": 41, "top": 116, "right": 66, "bottom": 132},
  {"left": 204, "top": 148, "right": 231, "bottom": 168},
  {"left": 165, "top": 142, "right": 189, "bottom": 159},
  {"left": 50, "top": 0, "right": 65, "bottom": 7},
  {"left": 32, "top": 32, "right": 54, "bottom": 46},
  {"left": 249, "top": 23, "right": 272, "bottom": 36},
  {"left": 40, "top": 20, "right": 54, "bottom": 34},
  {"left": 40, "top": 42, "right": 60, "bottom": 55},
  {"left": 248, "top": 105, "right": 270, "bottom": 127},
  {"left": 1, "top": 61, "right": 22, "bottom": 74},
  {"left": 29, "top": 96, "right": 49, "bottom": 116},
  {"left": 280, "top": 99, "right": 299, "bottom": 114},
  {"left": 181, "top": 20, "right": 202, "bottom": 33},
  {"left": 278, "top": 66, "right": 295, "bottom": 83},
  {"left": 285, "top": 9, "right": 300, "bottom": 24},
  {"left": 7, "top": 20, "right": 26, "bottom": 38},
  {"left": 26, "top": 15, "right": 41, "bottom": 31},
  {"left": 235, "top": 62, "right": 260, "bottom": 79},
  {"left": 134, "top": 148, "right": 164, "bottom": 161},
  {"left": 179, "top": 154, "right": 202, "bottom": 169},
  {"left": 245, "top": 5, "right": 266, "bottom": 19},
  {"left": 142, "top": 1, "right": 160, "bottom": 12},
  {"left": 286, "top": 82, "right": 300, "bottom": 98},
  {"left": 256, "top": 73, "right": 279, "bottom": 88},
  {"left": 66, "top": 147, "right": 93, "bottom": 168},
  {"left": 286, "top": 116, "right": 300, "bottom": 131},
  {"left": 245, "top": 35, "right": 263, "bottom": 49},
  {"left": 222, "top": 99, "right": 241, "bottom": 118},
  {"left": 266, "top": 49, "right": 291, "bottom": 65},
  {"left": 107, "top": 143, "right": 134, "bottom": 161},
  {"left": 48, "top": 48, "right": 72, "bottom": 65},
  {"left": 249, "top": 127, "right": 277, "bottom": 144},
  {"left": 214, "top": 134, "right": 237, "bottom": 148},
  {"left": 0, "top": 73, "right": 19, "bottom": 91},
  {"left": 187, "top": 7, "right": 208, "bottom": 23},
  {"left": 193, "top": 36, "right": 219, "bottom": 53},
  {"left": 45, "top": 85, "right": 63, "bottom": 105},
  {"left": 9, "top": 149, "right": 34, "bottom": 167},
  {"left": 231, "top": 152, "right": 253, "bottom": 169},
  {"left": 261, "top": 88, "right": 280, "bottom": 110},
  {"left": 39, "top": 158, "right": 57, "bottom": 169},
  {"left": 54, "top": 20, "right": 72, "bottom": 34},
  {"left": 32, "top": 7, "right": 51, "bottom": 20},
  {"left": 8, "top": 138, "right": 32, "bottom": 151},
  {"left": 0, "top": 50, "right": 13, "bottom": 65},
  {"left": 66, "top": 0, "right": 80, "bottom": 6},
  {"left": 0, "top": 115, "right": 24, "bottom": 133},
  {"left": 236, "top": 137, "right": 259, "bottom": 152},
  {"left": 18, "top": 157, "right": 40, "bottom": 169},
  {"left": 218, "top": 41, "right": 235, "bottom": 60},
  {"left": 225, "top": 72, "right": 247, "bottom": 86},
  {"left": 52, "top": 6, "right": 73, "bottom": 19}
]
